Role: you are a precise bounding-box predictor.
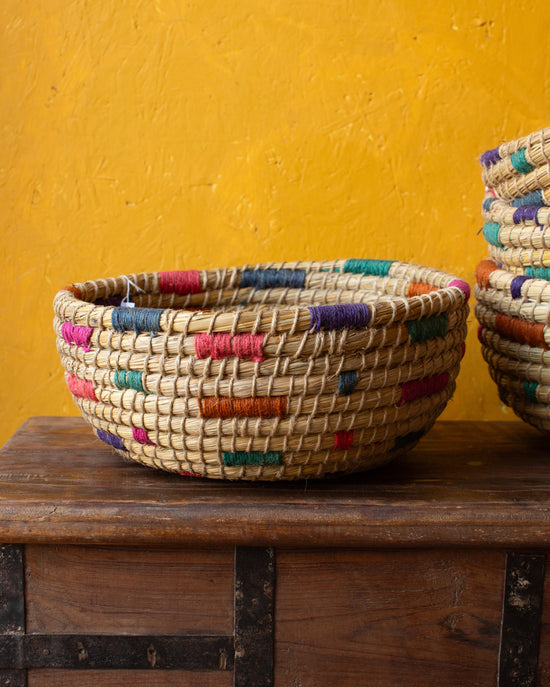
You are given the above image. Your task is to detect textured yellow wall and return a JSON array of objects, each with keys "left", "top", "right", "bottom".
[{"left": 2, "top": 0, "right": 550, "bottom": 444}]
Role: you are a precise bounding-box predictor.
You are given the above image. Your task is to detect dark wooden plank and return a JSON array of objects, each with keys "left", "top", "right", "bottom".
[
  {"left": 0, "top": 544, "right": 26, "bottom": 686},
  {"left": 27, "top": 670, "right": 233, "bottom": 687},
  {"left": 498, "top": 553, "right": 545, "bottom": 687},
  {"left": 0, "top": 417, "right": 549, "bottom": 547},
  {"left": 274, "top": 548, "right": 504, "bottom": 687},
  {"left": 234, "top": 547, "right": 274, "bottom": 687},
  {"left": 25, "top": 546, "right": 234, "bottom": 635}
]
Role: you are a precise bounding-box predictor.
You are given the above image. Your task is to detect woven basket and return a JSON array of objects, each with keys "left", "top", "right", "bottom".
[
  {"left": 481, "top": 127, "right": 550, "bottom": 204},
  {"left": 53, "top": 260, "right": 470, "bottom": 480},
  {"left": 475, "top": 258, "right": 550, "bottom": 431}
]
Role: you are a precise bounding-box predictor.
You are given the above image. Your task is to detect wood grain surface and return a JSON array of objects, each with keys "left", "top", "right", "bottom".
[
  {"left": 25, "top": 545, "right": 234, "bottom": 634},
  {"left": 0, "top": 417, "right": 548, "bottom": 546},
  {"left": 275, "top": 548, "right": 504, "bottom": 687}
]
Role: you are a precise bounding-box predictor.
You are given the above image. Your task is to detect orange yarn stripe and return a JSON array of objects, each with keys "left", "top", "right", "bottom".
[
  {"left": 475, "top": 259, "right": 498, "bottom": 288},
  {"left": 494, "top": 312, "right": 549, "bottom": 350},
  {"left": 408, "top": 282, "right": 438, "bottom": 297},
  {"left": 199, "top": 396, "right": 287, "bottom": 419},
  {"left": 63, "top": 284, "right": 82, "bottom": 299}
]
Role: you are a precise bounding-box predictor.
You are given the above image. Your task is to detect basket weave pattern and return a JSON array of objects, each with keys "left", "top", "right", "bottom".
[
  {"left": 54, "top": 259, "right": 469, "bottom": 480},
  {"left": 477, "top": 125, "right": 550, "bottom": 430}
]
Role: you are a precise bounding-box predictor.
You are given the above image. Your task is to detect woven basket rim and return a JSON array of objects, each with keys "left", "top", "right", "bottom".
[{"left": 53, "top": 259, "right": 470, "bottom": 336}]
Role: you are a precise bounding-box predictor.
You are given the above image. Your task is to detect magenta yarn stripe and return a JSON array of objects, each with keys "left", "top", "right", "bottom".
[
  {"left": 61, "top": 322, "right": 93, "bottom": 351},
  {"left": 308, "top": 303, "right": 370, "bottom": 331},
  {"left": 159, "top": 270, "right": 202, "bottom": 295},
  {"left": 132, "top": 427, "right": 155, "bottom": 445}
]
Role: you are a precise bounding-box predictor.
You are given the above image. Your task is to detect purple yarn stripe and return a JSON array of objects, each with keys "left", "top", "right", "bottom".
[
  {"left": 512, "top": 206, "right": 541, "bottom": 225},
  {"left": 308, "top": 302, "right": 371, "bottom": 331},
  {"left": 510, "top": 275, "right": 531, "bottom": 299},
  {"left": 480, "top": 146, "right": 501, "bottom": 167},
  {"left": 97, "top": 429, "right": 126, "bottom": 451}
]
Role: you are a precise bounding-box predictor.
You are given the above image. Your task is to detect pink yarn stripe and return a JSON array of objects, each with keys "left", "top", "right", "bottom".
[
  {"left": 67, "top": 374, "right": 98, "bottom": 401},
  {"left": 132, "top": 427, "right": 155, "bottom": 445},
  {"left": 194, "top": 333, "right": 265, "bottom": 362},
  {"left": 334, "top": 430, "right": 354, "bottom": 450},
  {"left": 399, "top": 372, "right": 449, "bottom": 405},
  {"left": 159, "top": 270, "right": 202, "bottom": 295},
  {"left": 61, "top": 322, "right": 93, "bottom": 352}
]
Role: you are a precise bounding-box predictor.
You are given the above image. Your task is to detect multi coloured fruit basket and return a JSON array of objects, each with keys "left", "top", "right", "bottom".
[{"left": 53, "top": 259, "right": 470, "bottom": 480}]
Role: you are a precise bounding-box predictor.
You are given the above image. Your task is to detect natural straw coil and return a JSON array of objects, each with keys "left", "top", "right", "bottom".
[{"left": 54, "top": 259, "right": 469, "bottom": 480}]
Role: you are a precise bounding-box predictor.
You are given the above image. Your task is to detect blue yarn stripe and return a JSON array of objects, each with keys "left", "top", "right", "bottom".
[
  {"left": 338, "top": 370, "right": 358, "bottom": 395},
  {"left": 511, "top": 190, "right": 544, "bottom": 207},
  {"left": 406, "top": 314, "right": 449, "bottom": 344},
  {"left": 510, "top": 148, "right": 535, "bottom": 175},
  {"left": 482, "top": 197, "right": 497, "bottom": 212},
  {"left": 482, "top": 222, "right": 502, "bottom": 246},
  {"left": 343, "top": 259, "right": 395, "bottom": 276},
  {"left": 112, "top": 307, "right": 162, "bottom": 332},
  {"left": 526, "top": 267, "right": 550, "bottom": 280},
  {"left": 222, "top": 451, "right": 282, "bottom": 466},
  {"left": 114, "top": 369, "right": 147, "bottom": 394},
  {"left": 523, "top": 381, "right": 539, "bottom": 404},
  {"left": 308, "top": 303, "right": 370, "bottom": 331},
  {"left": 97, "top": 429, "right": 127, "bottom": 451},
  {"left": 241, "top": 268, "right": 306, "bottom": 290}
]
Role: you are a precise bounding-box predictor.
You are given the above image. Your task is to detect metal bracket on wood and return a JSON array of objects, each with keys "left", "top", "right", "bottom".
[
  {"left": 0, "top": 544, "right": 275, "bottom": 686},
  {"left": 498, "top": 552, "right": 546, "bottom": 687}
]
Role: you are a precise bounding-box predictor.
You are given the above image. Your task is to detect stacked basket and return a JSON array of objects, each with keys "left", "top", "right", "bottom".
[
  {"left": 54, "top": 260, "right": 470, "bottom": 480},
  {"left": 476, "top": 126, "right": 550, "bottom": 431}
]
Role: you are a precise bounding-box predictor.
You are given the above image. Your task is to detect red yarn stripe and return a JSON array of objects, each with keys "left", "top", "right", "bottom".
[
  {"left": 67, "top": 374, "right": 98, "bottom": 401},
  {"left": 399, "top": 372, "right": 449, "bottom": 405},
  {"left": 194, "top": 333, "right": 265, "bottom": 361},
  {"left": 334, "top": 430, "right": 354, "bottom": 450},
  {"left": 159, "top": 270, "right": 202, "bottom": 295}
]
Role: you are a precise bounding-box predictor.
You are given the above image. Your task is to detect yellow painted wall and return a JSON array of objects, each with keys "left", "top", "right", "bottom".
[{"left": 2, "top": 0, "right": 550, "bottom": 445}]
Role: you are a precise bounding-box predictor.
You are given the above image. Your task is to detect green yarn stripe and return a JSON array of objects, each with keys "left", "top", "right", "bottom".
[
  {"left": 510, "top": 148, "right": 535, "bottom": 175},
  {"left": 343, "top": 259, "right": 395, "bottom": 277},
  {"left": 222, "top": 451, "right": 282, "bottom": 467},
  {"left": 526, "top": 267, "right": 550, "bottom": 280},
  {"left": 523, "top": 380, "right": 539, "bottom": 404},
  {"left": 406, "top": 314, "right": 449, "bottom": 344},
  {"left": 114, "top": 369, "right": 147, "bottom": 394},
  {"left": 482, "top": 222, "right": 502, "bottom": 247}
]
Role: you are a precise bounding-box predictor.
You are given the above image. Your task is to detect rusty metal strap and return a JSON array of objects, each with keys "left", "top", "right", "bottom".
[{"left": 0, "top": 634, "right": 234, "bottom": 671}]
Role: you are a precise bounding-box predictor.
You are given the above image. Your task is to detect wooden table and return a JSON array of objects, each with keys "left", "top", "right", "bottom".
[{"left": 0, "top": 417, "right": 549, "bottom": 687}]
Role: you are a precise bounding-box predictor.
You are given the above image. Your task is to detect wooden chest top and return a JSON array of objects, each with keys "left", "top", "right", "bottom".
[{"left": 0, "top": 417, "right": 548, "bottom": 548}]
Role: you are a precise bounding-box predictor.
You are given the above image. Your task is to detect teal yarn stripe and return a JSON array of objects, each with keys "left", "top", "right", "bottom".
[
  {"left": 482, "top": 222, "right": 502, "bottom": 247},
  {"left": 406, "top": 314, "right": 449, "bottom": 344},
  {"left": 114, "top": 369, "right": 147, "bottom": 394},
  {"left": 526, "top": 267, "right": 550, "bottom": 280},
  {"left": 510, "top": 148, "right": 535, "bottom": 175},
  {"left": 343, "top": 259, "right": 395, "bottom": 276},
  {"left": 523, "top": 380, "right": 539, "bottom": 403},
  {"left": 222, "top": 451, "right": 282, "bottom": 467}
]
